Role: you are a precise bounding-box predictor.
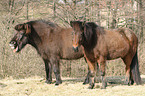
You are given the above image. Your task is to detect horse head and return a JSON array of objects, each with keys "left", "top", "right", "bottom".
[
  {"left": 9, "top": 23, "right": 31, "bottom": 53},
  {"left": 70, "top": 21, "right": 85, "bottom": 52}
]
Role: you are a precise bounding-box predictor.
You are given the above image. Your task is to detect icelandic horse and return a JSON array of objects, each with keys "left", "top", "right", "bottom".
[{"left": 70, "top": 21, "right": 142, "bottom": 89}]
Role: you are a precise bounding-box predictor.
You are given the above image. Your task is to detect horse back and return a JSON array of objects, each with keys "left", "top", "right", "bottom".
[
  {"left": 31, "top": 22, "right": 83, "bottom": 60},
  {"left": 99, "top": 28, "right": 137, "bottom": 59}
]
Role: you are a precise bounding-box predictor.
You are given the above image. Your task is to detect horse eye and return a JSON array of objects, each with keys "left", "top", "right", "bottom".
[
  {"left": 19, "top": 31, "right": 24, "bottom": 35},
  {"left": 19, "top": 33, "right": 23, "bottom": 35},
  {"left": 81, "top": 33, "right": 83, "bottom": 36}
]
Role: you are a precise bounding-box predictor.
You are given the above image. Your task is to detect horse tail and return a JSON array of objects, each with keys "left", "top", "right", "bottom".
[{"left": 130, "top": 51, "right": 142, "bottom": 85}]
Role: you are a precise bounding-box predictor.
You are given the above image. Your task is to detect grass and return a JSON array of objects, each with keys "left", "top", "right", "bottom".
[{"left": 0, "top": 76, "right": 145, "bottom": 96}]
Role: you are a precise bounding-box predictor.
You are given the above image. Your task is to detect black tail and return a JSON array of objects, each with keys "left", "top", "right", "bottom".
[{"left": 130, "top": 51, "right": 142, "bottom": 85}]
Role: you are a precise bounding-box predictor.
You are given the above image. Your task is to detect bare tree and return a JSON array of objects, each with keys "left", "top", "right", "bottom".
[{"left": 138, "top": 0, "right": 144, "bottom": 42}]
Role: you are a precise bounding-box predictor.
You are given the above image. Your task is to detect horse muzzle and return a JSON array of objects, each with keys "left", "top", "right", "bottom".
[
  {"left": 9, "top": 41, "right": 19, "bottom": 53},
  {"left": 73, "top": 46, "right": 79, "bottom": 52}
]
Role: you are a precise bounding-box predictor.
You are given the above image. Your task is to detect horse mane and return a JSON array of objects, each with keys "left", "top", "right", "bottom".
[
  {"left": 27, "top": 20, "right": 59, "bottom": 28},
  {"left": 15, "top": 20, "right": 59, "bottom": 31},
  {"left": 83, "top": 22, "right": 105, "bottom": 48},
  {"left": 14, "top": 20, "right": 60, "bottom": 49}
]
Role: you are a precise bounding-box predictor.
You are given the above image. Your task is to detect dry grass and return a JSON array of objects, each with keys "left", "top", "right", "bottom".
[{"left": 0, "top": 76, "right": 145, "bottom": 96}]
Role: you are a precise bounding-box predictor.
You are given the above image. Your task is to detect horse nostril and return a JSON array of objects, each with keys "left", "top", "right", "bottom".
[
  {"left": 10, "top": 41, "right": 16, "bottom": 44},
  {"left": 73, "top": 46, "right": 79, "bottom": 52}
]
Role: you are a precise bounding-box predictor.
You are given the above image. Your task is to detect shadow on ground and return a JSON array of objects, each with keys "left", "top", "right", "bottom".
[
  {"left": 61, "top": 75, "right": 145, "bottom": 87},
  {"left": 0, "top": 83, "right": 7, "bottom": 88}
]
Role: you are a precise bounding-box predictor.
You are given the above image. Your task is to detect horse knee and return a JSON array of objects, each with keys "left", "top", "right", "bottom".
[{"left": 53, "top": 67, "right": 59, "bottom": 75}]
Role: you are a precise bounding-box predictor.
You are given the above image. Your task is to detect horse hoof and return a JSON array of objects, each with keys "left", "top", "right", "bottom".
[
  {"left": 101, "top": 86, "right": 106, "bottom": 89},
  {"left": 88, "top": 84, "right": 94, "bottom": 89},
  {"left": 45, "top": 80, "right": 52, "bottom": 84},
  {"left": 131, "top": 80, "right": 134, "bottom": 85},
  {"left": 55, "top": 83, "right": 59, "bottom": 86},
  {"left": 55, "top": 81, "right": 62, "bottom": 86},
  {"left": 83, "top": 78, "right": 89, "bottom": 85},
  {"left": 88, "top": 86, "right": 93, "bottom": 89},
  {"left": 101, "top": 82, "right": 107, "bottom": 89},
  {"left": 124, "top": 80, "right": 130, "bottom": 85},
  {"left": 83, "top": 81, "right": 89, "bottom": 85}
]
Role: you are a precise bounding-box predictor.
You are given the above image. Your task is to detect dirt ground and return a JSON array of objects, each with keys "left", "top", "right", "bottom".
[{"left": 0, "top": 75, "right": 145, "bottom": 96}]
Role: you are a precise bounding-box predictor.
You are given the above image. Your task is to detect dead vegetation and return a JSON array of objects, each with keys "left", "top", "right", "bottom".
[{"left": 0, "top": 75, "right": 145, "bottom": 96}]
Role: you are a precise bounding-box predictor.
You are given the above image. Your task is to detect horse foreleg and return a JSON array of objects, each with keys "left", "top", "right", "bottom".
[
  {"left": 83, "top": 66, "right": 90, "bottom": 84},
  {"left": 83, "top": 62, "right": 99, "bottom": 85},
  {"left": 43, "top": 59, "right": 52, "bottom": 84},
  {"left": 98, "top": 57, "right": 107, "bottom": 89},
  {"left": 50, "top": 58, "right": 62, "bottom": 86},
  {"left": 85, "top": 58, "right": 96, "bottom": 89}
]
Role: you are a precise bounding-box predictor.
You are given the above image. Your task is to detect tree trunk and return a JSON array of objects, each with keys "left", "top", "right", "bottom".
[
  {"left": 53, "top": 0, "right": 56, "bottom": 18},
  {"left": 96, "top": 0, "right": 100, "bottom": 25},
  {"left": 84, "top": 0, "right": 88, "bottom": 21},
  {"left": 139, "top": 0, "right": 143, "bottom": 43},
  {"left": 26, "top": 0, "right": 29, "bottom": 20},
  {"left": 111, "top": 2, "right": 118, "bottom": 29}
]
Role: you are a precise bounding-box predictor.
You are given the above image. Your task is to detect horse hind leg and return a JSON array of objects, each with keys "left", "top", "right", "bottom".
[
  {"left": 122, "top": 54, "right": 133, "bottom": 85},
  {"left": 130, "top": 72, "right": 134, "bottom": 85}
]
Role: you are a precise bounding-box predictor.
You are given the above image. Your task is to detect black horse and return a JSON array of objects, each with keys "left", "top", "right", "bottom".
[{"left": 9, "top": 20, "right": 90, "bottom": 85}]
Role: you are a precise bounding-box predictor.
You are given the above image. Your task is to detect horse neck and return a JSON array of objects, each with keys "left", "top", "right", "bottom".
[
  {"left": 82, "top": 42, "right": 95, "bottom": 51},
  {"left": 82, "top": 33, "right": 97, "bottom": 50},
  {"left": 28, "top": 30, "right": 42, "bottom": 51}
]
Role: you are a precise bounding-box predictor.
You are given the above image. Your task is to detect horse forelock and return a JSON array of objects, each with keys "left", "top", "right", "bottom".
[
  {"left": 15, "top": 24, "right": 24, "bottom": 31},
  {"left": 70, "top": 21, "right": 84, "bottom": 32}
]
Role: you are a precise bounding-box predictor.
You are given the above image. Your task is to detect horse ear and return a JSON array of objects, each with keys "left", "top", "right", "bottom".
[
  {"left": 80, "top": 21, "right": 85, "bottom": 31},
  {"left": 14, "top": 24, "right": 24, "bottom": 31},
  {"left": 24, "top": 24, "right": 31, "bottom": 34},
  {"left": 82, "top": 21, "right": 86, "bottom": 26},
  {"left": 70, "top": 21, "right": 73, "bottom": 27},
  {"left": 84, "top": 24, "right": 93, "bottom": 43}
]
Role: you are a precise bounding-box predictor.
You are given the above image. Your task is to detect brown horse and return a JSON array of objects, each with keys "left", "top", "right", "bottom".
[
  {"left": 9, "top": 20, "right": 90, "bottom": 85},
  {"left": 70, "top": 21, "right": 142, "bottom": 89}
]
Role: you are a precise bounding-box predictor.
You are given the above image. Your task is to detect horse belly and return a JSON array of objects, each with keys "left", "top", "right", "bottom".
[
  {"left": 107, "top": 39, "right": 130, "bottom": 60},
  {"left": 107, "top": 47, "right": 129, "bottom": 60},
  {"left": 61, "top": 47, "right": 83, "bottom": 60}
]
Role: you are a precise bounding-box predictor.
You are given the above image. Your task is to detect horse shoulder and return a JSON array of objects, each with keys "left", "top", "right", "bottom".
[{"left": 93, "top": 34, "right": 108, "bottom": 58}]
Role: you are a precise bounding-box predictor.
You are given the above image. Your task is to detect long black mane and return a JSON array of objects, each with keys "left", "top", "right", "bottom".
[{"left": 83, "top": 22, "right": 104, "bottom": 49}]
